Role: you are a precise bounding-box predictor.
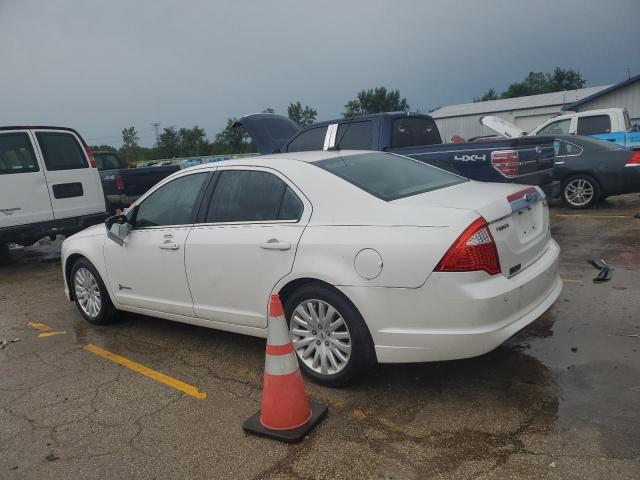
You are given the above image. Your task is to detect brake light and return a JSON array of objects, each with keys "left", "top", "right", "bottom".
[
  {"left": 625, "top": 151, "right": 640, "bottom": 167},
  {"left": 115, "top": 175, "right": 125, "bottom": 191},
  {"left": 436, "top": 217, "right": 501, "bottom": 275},
  {"left": 491, "top": 150, "right": 519, "bottom": 178},
  {"left": 85, "top": 146, "right": 96, "bottom": 168}
]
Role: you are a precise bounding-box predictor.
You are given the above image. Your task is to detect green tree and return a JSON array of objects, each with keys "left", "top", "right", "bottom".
[
  {"left": 157, "top": 127, "right": 180, "bottom": 158},
  {"left": 547, "top": 67, "right": 586, "bottom": 91},
  {"left": 89, "top": 144, "right": 117, "bottom": 152},
  {"left": 120, "top": 127, "right": 140, "bottom": 162},
  {"left": 178, "top": 126, "right": 209, "bottom": 156},
  {"left": 473, "top": 88, "right": 499, "bottom": 102},
  {"left": 500, "top": 68, "right": 585, "bottom": 99},
  {"left": 262, "top": 107, "right": 275, "bottom": 114},
  {"left": 287, "top": 101, "right": 317, "bottom": 126},
  {"left": 343, "top": 87, "right": 409, "bottom": 118}
]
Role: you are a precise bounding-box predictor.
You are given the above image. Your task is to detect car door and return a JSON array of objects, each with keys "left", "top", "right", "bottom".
[
  {"left": 103, "top": 171, "right": 210, "bottom": 316},
  {"left": 0, "top": 130, "right": 53, "bottom": 229},
  {"left": 185, "top": 167, "right": 310, "bottom": 328},
  {"left": 32, "top": 129, "right": 105, "bottom": 219}
]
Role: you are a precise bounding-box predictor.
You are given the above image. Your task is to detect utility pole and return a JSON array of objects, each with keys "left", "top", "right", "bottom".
[{"left": 151, "top": 122, "right": 160, "bottom": 146}]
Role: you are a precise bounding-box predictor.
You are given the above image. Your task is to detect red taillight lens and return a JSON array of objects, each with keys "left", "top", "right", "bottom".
[
  {"left": 115, "top": 175, "right": 125, "bottom": 191},
  {"left": 491, "top": 150, "right": 519, "bottom": 178},
  {"left": 625, "top": 151, "right": 640, "bottom": 167},
  {"left": 85, "top": 146, "right": 96, "bottom": 168},
  {"left": 436, "top": 217, "right": 501, "bottom": 275}
]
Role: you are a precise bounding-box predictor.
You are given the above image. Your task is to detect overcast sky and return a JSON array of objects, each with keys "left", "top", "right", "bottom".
[{"left": 2, "top": 0, "right": 639, "bottom": 147}]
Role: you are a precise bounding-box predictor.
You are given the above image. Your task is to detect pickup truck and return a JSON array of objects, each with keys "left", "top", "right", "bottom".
[
  {"left": 234, "top": 112, "right": 557, "bottom": 193},
  {"left": 94, "top": 151, "right": 180, "bottom": 213},
  {"left": 528, "top": 108, "right": 640, "bottom": 148}
]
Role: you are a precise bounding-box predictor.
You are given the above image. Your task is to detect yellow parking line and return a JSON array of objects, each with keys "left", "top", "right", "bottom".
[
  {"left": 561, "top": 278, "right": 582, "bottom": 283},
  {"left": 29, "top": 322, "right": 52, "bottom": 332},
  {"left": 38, "top": 331, "right": 66, "bottom": 337},
  {"left": 84, "top": 344, "right": 207, "bottom": 400},
  {"left": 552, "top": 214, "right": 633, "bottom": 219}
]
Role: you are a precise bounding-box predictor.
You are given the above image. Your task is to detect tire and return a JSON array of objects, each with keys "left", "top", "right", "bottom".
[
  {"left": 561, "top": 174, "right": 600, "bottom": 209},
  {"left": 284, "top": 283, "right": 376, "bottom": 387},
  {"left": 70, "top": 258, "right": 119, "bottom": 325}
]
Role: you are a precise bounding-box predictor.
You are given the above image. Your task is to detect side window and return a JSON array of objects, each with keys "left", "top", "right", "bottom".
[
  {"left": 35, "top": 132, "right": 88, "bottom": 171},
  {"left": 554, "top": 140, "right": 583, "bottom": 157},
  {"left": 576, "top": 115, "right": 612, "bottom": 135},
  {"left": 0, "top": 133, "right": 39, "bottom": 175},
  {"left": 391, "top": 117, "right": 441, "bottom": 148},
  {"left": 537, "top": 119, "right": 571, "bottom": 136},
  {"left": 95, "top": 152, "right": 127, "bottom": 170},
  {"left": 287, "top": 126, "right": 327, "bottom": 152},
  {"left": 335, "top": 121, "right": 372, "bottom": 150},
  {"left": 135, "top": 173, "right": 208, "bottom": 228},
  {"left": 206, "top": 170, "right": 303, "bottom": 223}
]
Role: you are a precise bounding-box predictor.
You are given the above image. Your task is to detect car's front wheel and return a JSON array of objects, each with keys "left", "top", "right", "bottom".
[
  {"left": 70, "top": 258, "right": 119, "bottom": 325},
  {"left": 284, "top": 283, "right": 375, "bottom": 387},
  {"left": 561, "top": 174, "right": 600, "bottom": 209}
]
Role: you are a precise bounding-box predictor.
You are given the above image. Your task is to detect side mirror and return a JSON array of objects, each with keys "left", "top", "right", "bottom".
[{"left": 105, "top": 214, "right": 130, "bottom": 246}]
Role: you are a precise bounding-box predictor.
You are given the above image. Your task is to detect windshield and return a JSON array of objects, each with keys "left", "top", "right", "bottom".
[{"left": 313, "top": 152, "right": 467, "bottom": 201}]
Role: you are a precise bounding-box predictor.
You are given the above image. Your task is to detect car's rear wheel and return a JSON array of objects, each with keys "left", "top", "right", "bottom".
[
  {"left": 562, "top": 174, "right": 600, "bottom": 209},
  {"left": 70, "top": 258, "right": 119, "bottom": 325},
  {"left": 284, "top": 283, "right": 375, "bottom": 387}
]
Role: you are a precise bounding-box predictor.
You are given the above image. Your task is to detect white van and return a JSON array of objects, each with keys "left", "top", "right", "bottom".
[{"left": 0, "top": 126, "right": 107, "bottom": 247}]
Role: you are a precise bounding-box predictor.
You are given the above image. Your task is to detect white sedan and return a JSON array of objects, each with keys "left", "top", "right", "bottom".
[{"left": 61, "top": 151, "right": 562, "bottom": 386}]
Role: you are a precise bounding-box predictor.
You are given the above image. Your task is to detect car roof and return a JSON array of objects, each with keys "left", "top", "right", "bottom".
[{"left": 181, "top": 150, "right": 375, "bottom": 172}]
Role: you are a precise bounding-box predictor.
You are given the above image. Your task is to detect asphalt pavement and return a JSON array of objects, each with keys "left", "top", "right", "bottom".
[{"left": 1, "top": 194, "right": 639, "bottom": 479}]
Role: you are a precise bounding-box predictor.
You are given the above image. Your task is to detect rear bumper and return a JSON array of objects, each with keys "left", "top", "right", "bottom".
[
  {"left": 339, "top": 239, "right": 561, "bottom": 363},
  {"left": 105, "top": 194, "right": 139, "bottom": 209}
]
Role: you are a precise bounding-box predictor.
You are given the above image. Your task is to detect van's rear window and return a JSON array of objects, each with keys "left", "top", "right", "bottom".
[{"left": 313, "top": 152, "right": 466, "bottom": 201}]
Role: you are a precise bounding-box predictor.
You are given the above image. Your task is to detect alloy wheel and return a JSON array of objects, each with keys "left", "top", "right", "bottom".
[
  {"left": 565, "top": 178, "right": 595, "bottom": 207},
  {"left": 289, "top": 299, "right": 352, "bottom": 376},
  {"left": 74, "top": 267, "right": 102, "bottom": 318}
]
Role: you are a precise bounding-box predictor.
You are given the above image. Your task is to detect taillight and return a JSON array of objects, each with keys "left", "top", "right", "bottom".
[
  {"left": 85, "top": 146, "right": 96, "bottom": 168},
  {"left": 491, "top": 150, "right": 519, "bottom": 178},
  {"left": 115, "top": 175, "right": 125, "bottom": 191},
  {"left": 435, "top": 217, "right": 501, "bottom": 275},
  {"left": 625, "top": 151, "right": 640, "bottom": 167}
]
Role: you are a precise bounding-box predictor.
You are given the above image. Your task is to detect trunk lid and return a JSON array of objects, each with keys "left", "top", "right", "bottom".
[
  {"left": 396, "top": 181, "right": 551, "bottom": 277},
  {"left": 232, "top": 113, "right": 300, "bottom": 154}
]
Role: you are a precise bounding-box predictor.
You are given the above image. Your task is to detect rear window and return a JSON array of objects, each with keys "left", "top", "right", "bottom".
[
  {"left": 576, "top": 115, "right": 611, "bottom": 135},
  {"left": 391, "top": 117, "right": 441, "bottom": 148},
  {"left": 0, "top": 132, "right": 39, "bottom": 175},
  {"left": 287, "top": 126, "right": 327, "bottom": 152},
  {"left": 314, "top": 152, "right": 466, "bottom": 201},
  {"left": 36, "top": 131, "right": 88, "bottom": 171},
  {"left": 335, "top": 121, "right": 372, "bottom": 150},
  {"left": 95, "top": 152, "right": 127, "bottom": 170}
]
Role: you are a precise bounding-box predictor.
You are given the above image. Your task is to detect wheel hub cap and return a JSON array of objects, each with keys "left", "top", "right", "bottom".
[
  {"left": 289, "top": 299, "right": 352, "bottom": 376},
  {"left": 74, "top": 268, "right": 102, "bottom": 318},
  {"left": 565, "top": 179, "right": 594, "bottom": 207}
]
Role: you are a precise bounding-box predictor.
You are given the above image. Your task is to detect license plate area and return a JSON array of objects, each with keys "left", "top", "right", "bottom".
[{"left": 512, "top": 203, "right": 543, "bottom": 243}]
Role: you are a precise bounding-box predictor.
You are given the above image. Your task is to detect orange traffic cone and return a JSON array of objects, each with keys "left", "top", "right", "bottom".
[{"left": 244, "top": 294, "right": 328, "bottom": 443}]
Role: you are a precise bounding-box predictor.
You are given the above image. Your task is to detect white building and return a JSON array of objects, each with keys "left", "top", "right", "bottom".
[
  {"left": 429, "top": 77, "right": 640, "bottom": 141},
  {"left": 566, "top": 74, "right": 640, "bottom": 123}
]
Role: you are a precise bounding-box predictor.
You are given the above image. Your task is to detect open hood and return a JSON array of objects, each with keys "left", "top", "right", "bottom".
[
  {"left": 480, "top": 115, "right": 526, "bottom": 138},
  {"left": 232, "top": 113, "right": 300, "bottom": 154}
]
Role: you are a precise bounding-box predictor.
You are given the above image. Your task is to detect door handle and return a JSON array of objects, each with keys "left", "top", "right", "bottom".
[
  {"left": 260, "top": 239, "right": 291, "bottom": 251},
  {"left": 159, "top": 242, "right": 180, "bottom": 250}
]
